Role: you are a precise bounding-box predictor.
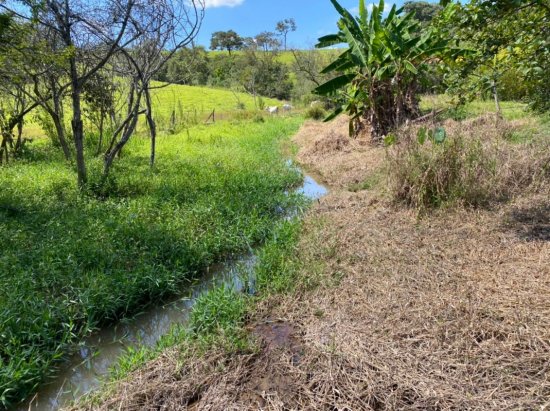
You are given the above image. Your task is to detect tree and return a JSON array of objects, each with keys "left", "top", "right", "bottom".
[
  {"left": 163, "top": 46, "right": 210, "bottom": 85},
  {"left": 210, "top": 30, "right": 244, "bottom": 55},
  {"left": 436, "top": 0, "right": 550, "bottom": 113},
  {"left": 1, "top": 0, "right": 138, "bottom": 188},
  {"left": 82, "top": 73, "right": 117, "bottom": 155},
  {"left": 103, "top": 0, "right": 204, "bottom": 175},
  {"left": 239, "top": 50, "right": 292, "bottom": 100},
  {"left": 291, "top": 49, "right": 340, "bottom": 103},
  {"left": 315, "top": 0, "right": 457, "bottom": 140},
  {"left": 403, "top": 1, "right": 442, "bottom": 26},
  {"left": 1, "top": 0, "right": 205, "bottom": 185},
  {"left": 275, "top": 18, "right": 297, "bottom": 50},
  {"left": 255, "top": 31, "right": 280, "bottom": 52},
  {"left": 0, "top": 19, "right": 61, "bottom": 162}
]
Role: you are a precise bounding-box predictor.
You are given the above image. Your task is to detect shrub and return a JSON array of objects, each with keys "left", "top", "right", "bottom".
[
  {"left": 305, "top": 105, "right": 326, "bottom": 121},
  {"left": 388, "top": 121, "right": 549, "bottom": 213}
]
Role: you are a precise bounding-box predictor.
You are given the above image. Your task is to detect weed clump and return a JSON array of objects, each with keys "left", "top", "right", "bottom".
[
  {"left": 305, "top": 105, "right": 326, "bottom": 121},
  {"left": 388, "top": 121, "right": 549, "bottom": 212}
]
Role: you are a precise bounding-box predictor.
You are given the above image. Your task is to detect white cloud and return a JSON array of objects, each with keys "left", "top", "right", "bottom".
[
  {"left": 368, "top": 2, "right": 394, "bottom": 12},
  {"left": 204, "top": 0, "right": 244, "bottom": 8},
  {"left": 348, "top": 3, "right": 394, "bottom": 15}
]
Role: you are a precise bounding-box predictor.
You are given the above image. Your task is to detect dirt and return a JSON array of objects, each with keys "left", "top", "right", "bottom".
[{"left": 73, "top": 117, "right": 550, "bottom": 410}]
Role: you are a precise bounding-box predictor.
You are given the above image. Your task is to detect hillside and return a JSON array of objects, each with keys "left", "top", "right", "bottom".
[{"left": 149, "top": 83, "right": 281, "bottom": 118}]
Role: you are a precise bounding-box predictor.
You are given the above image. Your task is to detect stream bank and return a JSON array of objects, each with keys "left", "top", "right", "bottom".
[
  {"left": 66, "top": 115, "right": 550, "bottom": 410},
  {"left": 18, "top": 172, "right": 327, "bottom": 411}
]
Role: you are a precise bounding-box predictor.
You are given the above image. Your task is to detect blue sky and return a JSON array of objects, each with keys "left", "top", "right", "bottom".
[{"left": 196, "top": 0, "right": 440, "bottom": 49}]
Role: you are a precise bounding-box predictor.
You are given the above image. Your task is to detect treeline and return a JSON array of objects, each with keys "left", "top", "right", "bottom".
[
  {"left": 155, "top": 47, "right": 295, "bottom": 101},
  {"left": 154, "top": 20, "right": 322, "bottom": 103}
]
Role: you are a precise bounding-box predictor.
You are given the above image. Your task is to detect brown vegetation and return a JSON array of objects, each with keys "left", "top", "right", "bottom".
[{"left": 72, "top": 116, "right": 550, "bottom": 410}]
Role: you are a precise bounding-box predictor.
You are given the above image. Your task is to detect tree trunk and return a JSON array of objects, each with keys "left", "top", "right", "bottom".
[
  {"left": 103, "top": 88, "right": 143, "bottom": 178},
  {"left": 104, "top": 103, "right": 140, "bottom": 178},
  {"left": 14, "top": 121, "right": 23, "bottom": 154},
  {"left": 47, "top": 75, "right": 72, "bottom": 161},
  {"left": 70, "top": 57, "right": 87, "bottom": 188},
  {"left": 143, "top": 85, "right": 157, "bottom": 167},
  {"left": 51, "top": 111, "right": 71, "bottom": 161},
  {"left": 0, "top": 135, "right": 8, "bottom": 164}
]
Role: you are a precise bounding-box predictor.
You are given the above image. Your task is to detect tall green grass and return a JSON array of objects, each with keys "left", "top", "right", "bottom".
[
  {"left": 0, "top": 116, "right": 303, "bottom": 408},
  {"left": 149, "top": 83, "right": 280, "bottom": 119}
]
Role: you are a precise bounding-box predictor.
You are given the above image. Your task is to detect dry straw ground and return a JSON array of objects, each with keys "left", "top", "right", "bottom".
[{"left": 73, "top": 116, "right": 550, "bottom": 410}]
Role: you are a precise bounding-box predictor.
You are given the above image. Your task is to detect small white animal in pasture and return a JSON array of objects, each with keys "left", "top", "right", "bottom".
[
  {"left": 310, "top": 100, "right": 321, "bottom": 108},
  {"left": 282, "top": 104, "right": 293, "bottom": 112},
  {"left": 266, "top": 106, "right": 279, "bottom": 115}
]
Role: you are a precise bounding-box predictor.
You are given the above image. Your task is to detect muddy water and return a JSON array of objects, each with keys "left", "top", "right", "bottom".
[{"left": 17, "top": 174, "right": 327, "bottom": 411}]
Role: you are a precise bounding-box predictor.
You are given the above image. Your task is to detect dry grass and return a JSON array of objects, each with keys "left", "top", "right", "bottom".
[
  {"left": 70, "top": 115, "right": 550, "bottom": 411},
  {"left": 388, "top": 116, "right": 550, "bottom": 212}
]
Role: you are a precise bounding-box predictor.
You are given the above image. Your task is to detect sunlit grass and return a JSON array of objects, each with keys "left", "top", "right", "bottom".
[{"left": 420, "top": 94, "right": 532, "bottom": 121}]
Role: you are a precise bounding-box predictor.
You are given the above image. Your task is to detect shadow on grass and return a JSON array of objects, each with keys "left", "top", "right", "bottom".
[{"left": 504, "top": 201, "right": 550, "bottom": 242}]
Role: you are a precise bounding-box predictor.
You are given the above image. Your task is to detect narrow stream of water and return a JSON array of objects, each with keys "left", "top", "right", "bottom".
[{"left": 17, "top": 172, "right": 327, "bottom": 411}]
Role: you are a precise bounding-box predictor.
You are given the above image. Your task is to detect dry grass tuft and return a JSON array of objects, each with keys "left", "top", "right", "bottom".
[{"left": 388, "top": 117, "right": 550, "bottom": 212}]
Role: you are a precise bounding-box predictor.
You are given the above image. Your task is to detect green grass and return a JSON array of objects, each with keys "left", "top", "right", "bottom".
[
  {"left": 73, "top": 215, "right": 310, "bottom": 410},
  {"left": 20, "top": 83, "right": 280, "bottom": 140},
  {"left": 208, "top": 49, "right": 341, "bottom": 66},
  {"left": 420, "top": 94, "right": 532, "bottom": 121},
  {"left": 0, "top": 116, "right": 305, "bottom": 408},
  {"left": 149, "top": 82, "right": 280, "bottom": 118}
]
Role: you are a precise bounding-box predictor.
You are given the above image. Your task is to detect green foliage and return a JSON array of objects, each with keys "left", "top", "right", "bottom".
[
  {"left": 0, "top": 12, "right": 11, "bottom": 43},
  {"left": 315, "top": 0, "right": 458, "bottom": 139},
  {"left": 437, "top": 1, "right": 549, "bottom": 112},
  {"left": 403, "top": 1, "right": 443, "bottom": 26},
  {"left": 210, "top": 30, "right": 244, "bottom": 54},
  {"left": 208, "top": 51, "right": 293, "bottom": 100},
  {"left": 304, "top": 105, "right": 327, "bottom": 120},
  {"left": 0, "top": 117, "right": 304, "bottom": 407},
  {"left": 158, "top": 46, "right": 211, "bottom": 86}
]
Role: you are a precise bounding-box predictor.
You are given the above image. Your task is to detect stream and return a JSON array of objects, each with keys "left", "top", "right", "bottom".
[{"left": 17, "top": 172, "right": 327, "bottom": 411}]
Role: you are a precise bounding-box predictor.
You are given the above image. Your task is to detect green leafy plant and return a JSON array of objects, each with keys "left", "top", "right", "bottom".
[{"left": 314, "top": 0, "right": 458, "bottom": 140}]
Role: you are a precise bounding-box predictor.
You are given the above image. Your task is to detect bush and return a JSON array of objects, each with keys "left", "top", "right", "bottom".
[
  {"left": 305, "top": 105, "right": 326, "bottom": 121},
  {"left": 498, "top": 69, "right": 529, "bottom": 102},
  {"left": 388, "top": 122, "right": 549, "bottom": 213},
  {"left": 389, "top": 132, "right": 495, "bottom": 211},
  {"left": 387, "top": 117, "right": 549, "bottom": 212}
]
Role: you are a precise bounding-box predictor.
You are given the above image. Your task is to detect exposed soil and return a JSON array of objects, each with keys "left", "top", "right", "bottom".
[{"left": 73, "top": 117, "right": 550, "bottom": 410}]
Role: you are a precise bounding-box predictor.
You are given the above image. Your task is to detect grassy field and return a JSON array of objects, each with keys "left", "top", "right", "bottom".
[
  {"left": 149, "top": 83, "right": 280, "bottom": 118},
  {"left": 20, "top": 83, "right": 281, "bottom": 140},
  {"left": 0, "top": 116, "right": 305, "bottom": 408},
  {"left": 208, "top": 49, "right": 341, "bottom": 66}
]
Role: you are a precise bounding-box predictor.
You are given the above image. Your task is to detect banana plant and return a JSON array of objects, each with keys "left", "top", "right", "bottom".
[{"left": 315, "top": 0, "right": 456, "bottom": 140}]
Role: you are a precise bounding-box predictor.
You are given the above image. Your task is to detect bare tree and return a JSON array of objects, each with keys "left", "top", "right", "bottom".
[
  {"left": 102, "top": 0, "right": 204, "bottom": 176},
  {"left": 0, "top": 22, "right": 73, "bottom": 160},
  {"left": 1, "top": 0, "right": 204, "bottom": 187},
  {"left": 275, "top": 18, "right": 296, "bottom": 51},
  {"left": 1, "top": 0, "right": 138, "bottom": 187}
]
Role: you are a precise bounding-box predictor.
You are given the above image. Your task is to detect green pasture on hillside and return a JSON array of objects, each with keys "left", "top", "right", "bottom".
[{"left": 149, "top": 83, "right": 280, "bottom": 118}]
